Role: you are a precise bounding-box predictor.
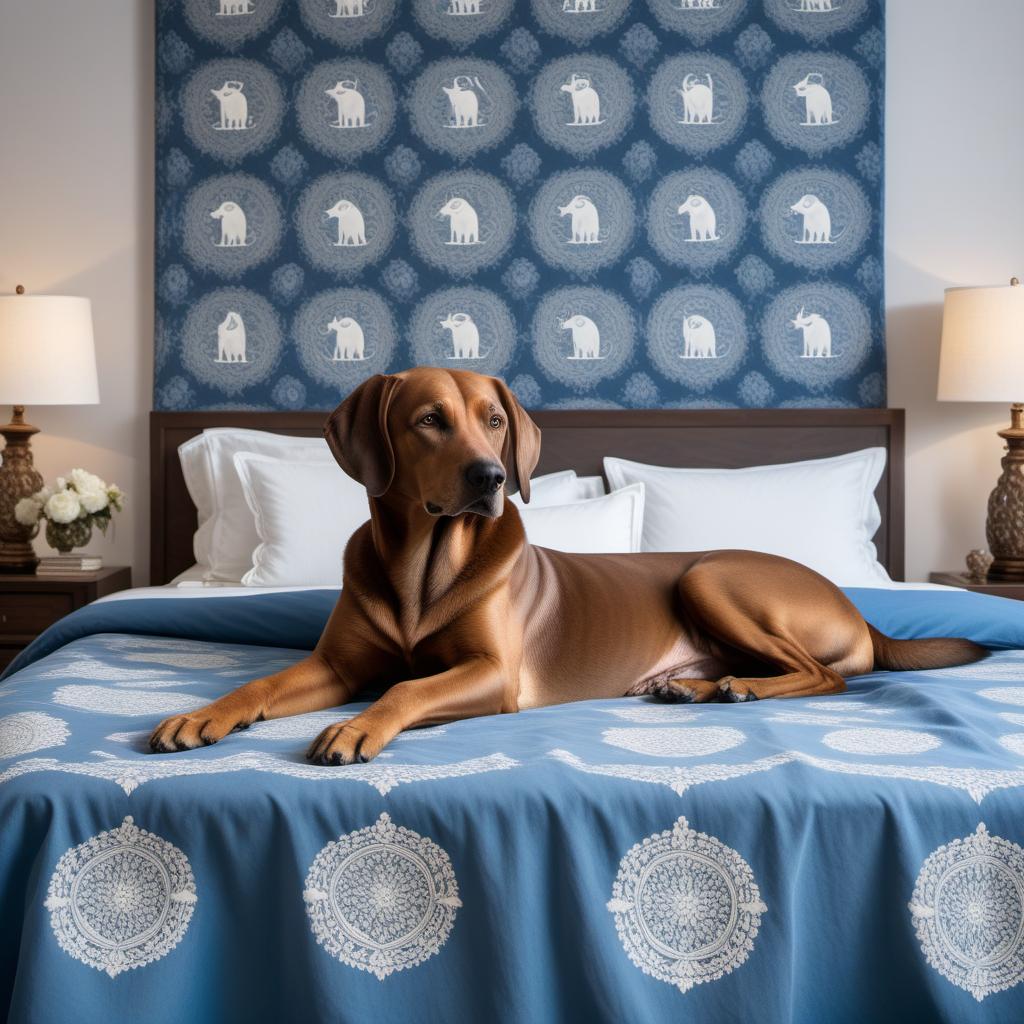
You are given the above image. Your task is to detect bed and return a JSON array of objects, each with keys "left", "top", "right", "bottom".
[{"left": 3, "top": 409, "right": 1024, "bottom": 1024}]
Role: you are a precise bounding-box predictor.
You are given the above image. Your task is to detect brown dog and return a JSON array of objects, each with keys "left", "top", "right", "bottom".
[{"left": 150, "top": 367, "right": 986, "bottom": 764}]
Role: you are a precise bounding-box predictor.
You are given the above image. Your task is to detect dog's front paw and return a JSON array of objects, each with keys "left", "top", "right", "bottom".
[
  {"left": 149, "top": 707, "right": 249, "bottom": 752},
  {"left": 306, "top": 712, "right": 397, "bottom": 766}
]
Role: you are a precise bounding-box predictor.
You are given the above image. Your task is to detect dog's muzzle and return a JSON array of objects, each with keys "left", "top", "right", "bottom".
[
  {"left": 462, "top": 459, "right": 506, "bottom": 516},
  {"left": 464, "top": 460, "right": 505, "bottom": 495}
]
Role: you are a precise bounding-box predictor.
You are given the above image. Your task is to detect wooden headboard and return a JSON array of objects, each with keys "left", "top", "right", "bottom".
[{"left": 150, "top": 408, "right": 905, "bottom": 585}]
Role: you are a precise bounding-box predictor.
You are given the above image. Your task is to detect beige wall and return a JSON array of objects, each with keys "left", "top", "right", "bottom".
[
  {"left": 886, "top": 0, "right": 1024, "bottom": 579},
  {"left": 1, "top": 2, "right": 1022, "bottom": 583},
  {"left": 0, "top": 1, "right": 154, "bottom": 581}
]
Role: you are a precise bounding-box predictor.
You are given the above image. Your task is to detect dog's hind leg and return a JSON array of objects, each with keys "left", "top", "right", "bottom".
[
  {"left": 676, "top": 550, "right": 869, "bottom": 702},
  {"left": 716, "top": 665, "right": 845, "bottom": 703}
]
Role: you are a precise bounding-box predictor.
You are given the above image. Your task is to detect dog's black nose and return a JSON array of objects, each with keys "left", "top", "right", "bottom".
[{"left": 465, "top": 460, "right": 506, "bottom": 494}]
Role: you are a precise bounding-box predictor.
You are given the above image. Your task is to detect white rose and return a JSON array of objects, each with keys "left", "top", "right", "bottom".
[
  {"left": 14, "top": 497, "right": 41, "bottom": 526},
  {"left": 107, "top": 484, "right": 124, "bottom": 510},
  {"left": 54, "top": 477, "right": 67, "bottom": 492},
  {"left": 78, "top": 486, "right": 109, "bottom": 513},
  {"left": 32, "top": 487, "right": 51, "bottom": 504},
  {"left": 70, "top": 468, "right": 106, "bottom": 494},
  {"left": 45, "top": 489, "right": 82, "bottom": 524}
]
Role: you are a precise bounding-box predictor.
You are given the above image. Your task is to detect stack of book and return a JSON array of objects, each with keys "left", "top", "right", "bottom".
[{"left": 35, "top": 555, "right": 103, "bottom": 577}]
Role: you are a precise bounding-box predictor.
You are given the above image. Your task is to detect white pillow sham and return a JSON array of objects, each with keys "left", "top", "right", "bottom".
[
  {"left": 518, "top": 484, "right": 645, "bottom": 555},
  {"left": 180, "top": 429, "right": 332, "bottom": 582},
  {"left": 233, "top": 454, "right": 640, "bottom": 586},
  {"left": 235, "top": 452, "right": 367, "bottom": 587},
  {"left": 510, "top": 470, "right": 604, "bottom": 508},
  {"left": 177, "top": 434, "right": 217, "bottom": 570},
  {"left": 603, "top": 448, "right": 890, "bottom": 586}
]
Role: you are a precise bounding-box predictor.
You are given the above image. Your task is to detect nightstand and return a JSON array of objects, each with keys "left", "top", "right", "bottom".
[
  {"left": 0, "top": 566, "right": 132, "bottom": 670},
  {"left": 929, "top": 572, "right": 1024, "bottom": 601}
]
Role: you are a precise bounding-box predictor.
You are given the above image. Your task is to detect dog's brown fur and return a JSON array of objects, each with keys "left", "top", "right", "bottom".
[{"left": 150, "top": 368, "right": 986, "bottom": 764}]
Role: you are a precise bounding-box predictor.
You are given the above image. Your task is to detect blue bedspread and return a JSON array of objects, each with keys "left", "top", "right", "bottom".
[{"left": 3, "top": 588, "right": 1024, "bottom": 1024}]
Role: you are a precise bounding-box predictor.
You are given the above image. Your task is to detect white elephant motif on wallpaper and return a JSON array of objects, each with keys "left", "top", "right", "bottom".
[
  {"left": 561, "top": 74, "right": 603, "bottom": 126},
  {"left": 678, "top": 0, "right": 721, "bottom": 8},
  {"left": 794, "top": 74, "right": 836, "bottom": 125},
  {"left": 677, "top": 75, "right": 717, "bottom": 125},
  {"left": 326, "top": 200, "right": 367, "bottom": 247},
  {"left": 443, "top": 77, "right": 487, "bottom": 129},
  {"left": 210, "top": 82, "right": 251, "bottom": 130},
  {"left": 562, "top": 0, "right": 600, "bottom": 12},
  {"left": 791, "top": 308, "right": 833, "bottom": 358},
  {"left": 325, "top": 316, "right": 366, "bottom": 361},
  {"left": 210, "top": 202, "right": 248, "bottom": 247},
  {"left": 562, "top": 315, "right": 603, "bottom": 359},
  {"left": 438, "top": 198, "right": 480, "bottom": 245},
  {"left": 681, "top": 315, "right": 717, "bottom": 359},
  {"left": 440, "top": 313, "right": 482, "bottom": 359},
  {"left": 215, "top": 312, "right": 247, "bottom": 363},
  {"left": 330, "top": 0, "right": 367, "bottom": 17},
  {"left": 790, "top": 194, "right": 842, "bottom": 244},
  {"left": 326, "top": 81, "right": 367, "bottom": 128},
  {"left": 559, "top": 195, "right": 601, "bottom": 245},
  {"left": 678, "top": 195, "right": 719, "bottom": 242},
  {"left": 788, "top": 0, "right": 836, "bottom": 11},
  {"left": 217, "top": 0, "right": 254, "bottom": 15}
]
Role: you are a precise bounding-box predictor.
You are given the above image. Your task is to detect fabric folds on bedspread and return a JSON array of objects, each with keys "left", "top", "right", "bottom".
[{"left": 2, "top": 588, "right": 1024, "bottom": 1024}]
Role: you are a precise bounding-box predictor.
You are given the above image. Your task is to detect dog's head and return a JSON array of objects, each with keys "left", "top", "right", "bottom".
[{"left": 324, "top": 367, "right": 541, "bottom": 518}]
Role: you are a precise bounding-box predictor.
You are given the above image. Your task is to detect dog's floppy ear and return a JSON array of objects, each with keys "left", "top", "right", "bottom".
[
  {"left": 493, "top": 377, "right": 541, "bottom": 503},
  {"left": 324, "top": 374, "right": 402, "bottom": 497}
]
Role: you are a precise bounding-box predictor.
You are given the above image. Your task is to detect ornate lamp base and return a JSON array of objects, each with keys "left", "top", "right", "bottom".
[
  {"left": 0, "top": 405, "right": 43, "bottom": 574},
  {"left": 986, "top": 403, "right": 1024, "bottom": 582}
]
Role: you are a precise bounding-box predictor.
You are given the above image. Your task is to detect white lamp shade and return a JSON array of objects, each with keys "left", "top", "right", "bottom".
[
  {"left": 0, "top": 294, "right": 99, "bottom": 405},
  {"left": 937, "top": 282, "right": 1024, "bottom": 403}
]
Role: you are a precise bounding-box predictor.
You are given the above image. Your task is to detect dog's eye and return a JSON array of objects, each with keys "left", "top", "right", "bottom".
[
  {"left": 489, "top": 415, "right": 503, "bottom": 429},
  {"left": 420, "top": 413, "right": 439, "bottom": 426}
]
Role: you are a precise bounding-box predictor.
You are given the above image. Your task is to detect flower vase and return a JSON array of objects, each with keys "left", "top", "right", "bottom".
[{"left": 45, "top": 518, "right": 93, "bottom": 554}]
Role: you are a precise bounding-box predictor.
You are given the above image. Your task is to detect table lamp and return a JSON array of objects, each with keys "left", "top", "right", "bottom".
[
  {"left": 0, "top": 286, "right": 99, "bottom": 573},
  {"left": 938, "top": 277, "right": 1024, "bottom": 581}
]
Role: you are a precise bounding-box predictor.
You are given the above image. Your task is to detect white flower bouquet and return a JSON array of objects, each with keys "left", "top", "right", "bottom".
[{"left": 14, "top": 469, "right": 125, "bottom": 554}]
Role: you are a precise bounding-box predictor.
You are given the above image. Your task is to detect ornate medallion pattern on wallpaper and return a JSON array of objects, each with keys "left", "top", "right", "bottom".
[{"left": 154, "top": 0, "right": 885, "bottom": 411}]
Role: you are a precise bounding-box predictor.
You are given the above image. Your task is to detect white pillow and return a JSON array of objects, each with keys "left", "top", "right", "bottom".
[
  {"left": 603, "top": 449, "right": 890, "bottom": 586},
  {"left": 234, "top": 452, "right": 368, "bottom": 587},
  {"left": 182, "top": 429, "right": 333, "bottom": 582},
  {"left": 178, "top": 435, "right": 216, "bottom": 570},
  {"left": 510, "top": 470, "right": 605, "bottom": 509},
  {"left": 233, "top": 456, "right": 639, "bottom": 585},
  {"left": 519, "top": 484, "right": 645, "bottom": 554}
]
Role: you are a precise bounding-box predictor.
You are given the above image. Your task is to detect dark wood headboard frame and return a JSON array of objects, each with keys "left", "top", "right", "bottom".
[{"left": 150, "top": 408, "right": 905, "bottom": 586}]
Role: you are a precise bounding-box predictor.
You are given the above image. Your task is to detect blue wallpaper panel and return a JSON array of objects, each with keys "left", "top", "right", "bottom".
[{"left": 154, "top": 0, "right": 886, "bottom": 411}]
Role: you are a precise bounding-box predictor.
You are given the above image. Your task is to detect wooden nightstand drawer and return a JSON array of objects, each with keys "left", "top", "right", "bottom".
[
  {"left": 0, "top": 589, "right": 74, "bottom": 634},
  {"left": 0, "top": 646, "right": 22, "bottom": 671},
  {"left": 0, "top": 568, "right": 131, "bottom": 670},
  {"left": 0, "top": 593, "right": 74, "bottom": 635}
]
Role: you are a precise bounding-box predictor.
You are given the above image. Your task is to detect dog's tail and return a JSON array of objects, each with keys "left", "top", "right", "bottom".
[{"left": 868, "top": 624, "right": 987, "bottom": 672}]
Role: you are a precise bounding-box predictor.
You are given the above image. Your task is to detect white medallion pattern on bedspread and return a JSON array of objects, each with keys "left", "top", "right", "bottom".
[
  {"left": 303, "top": 813, "right": 462, "bottom": 980},
  {"left": 909, "top": 824, "right": 1024, "bottom": 1003},
  {"left": 606, "top": 816, "right": 767, "bottom": 994},
  {"left": 44, "top": 817, "right": 197, "bottom": 979}
]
